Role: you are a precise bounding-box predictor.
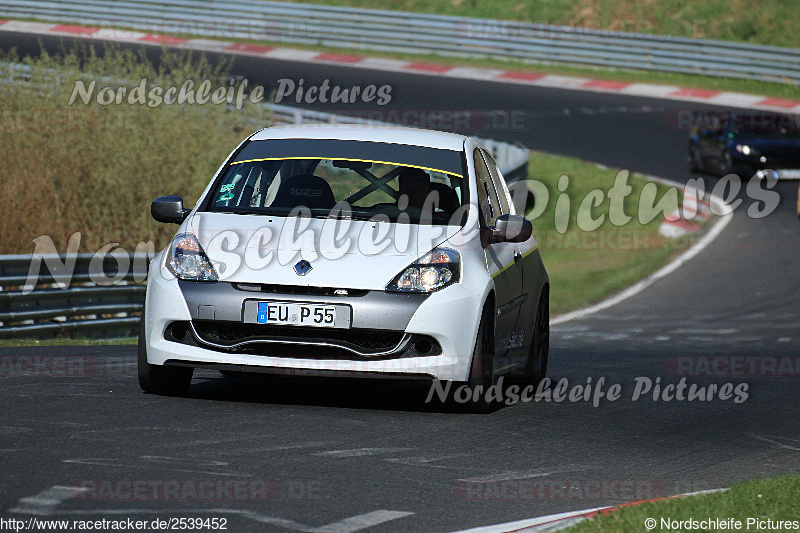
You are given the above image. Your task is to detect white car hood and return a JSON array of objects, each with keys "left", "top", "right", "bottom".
[{"left": 189, "top": 212, "right": 462, "bottom": 290}]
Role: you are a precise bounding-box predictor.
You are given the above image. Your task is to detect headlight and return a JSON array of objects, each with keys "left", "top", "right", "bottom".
[
  {"left": 387, "top": 248, "right": 460, "bottom": 293},
  {"left": 166, "top": 233, "right": 219, "bottom": 281},
  {"left": 735, "top": 144, "right": 759, "bottom": 156}
]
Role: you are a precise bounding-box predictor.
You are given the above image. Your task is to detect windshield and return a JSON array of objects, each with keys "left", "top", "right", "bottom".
[
  {"left": 730, "top": 128, "right": 800, "bottom": 140},
  {"left": 722, "top": 113, "right": 800, "bottom": 139},
  {"left": 203, "top": 139, "right": 467, "bottom": 225}
]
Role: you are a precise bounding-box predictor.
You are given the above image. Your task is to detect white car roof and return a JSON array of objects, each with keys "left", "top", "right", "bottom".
[{"left": 249, "top": 124, "right": 468, "bottom": 152}]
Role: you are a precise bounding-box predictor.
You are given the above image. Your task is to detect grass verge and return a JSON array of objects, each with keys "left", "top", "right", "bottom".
[
  {"left": 274, "top": 0, "right": 800, "bottom": 50},
  {"left": 0, "top": 337, "right": 137, "bottom": 347},
  {"left": 566, "top": 475, "right": 800, "bottom": 532},
  {"left": 524, "top": 152, "right": 692, "bottom": 316}
]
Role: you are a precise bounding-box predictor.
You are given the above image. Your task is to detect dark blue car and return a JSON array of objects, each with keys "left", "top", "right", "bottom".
[{"left": 689, "top": 112, "right": 800, "bottom": 179}]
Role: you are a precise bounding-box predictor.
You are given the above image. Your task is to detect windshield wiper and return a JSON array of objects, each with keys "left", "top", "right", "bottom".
[
  {"left": 210, "top": 208, "right": 390, "bottom": 222},
  {"left": 214, "top": 208, "right": 261, "bottom": 215}
]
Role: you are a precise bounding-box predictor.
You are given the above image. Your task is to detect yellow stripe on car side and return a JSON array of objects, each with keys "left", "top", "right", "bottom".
[{"left": 490, "top": 245, "right": 538, "bottom": 279}]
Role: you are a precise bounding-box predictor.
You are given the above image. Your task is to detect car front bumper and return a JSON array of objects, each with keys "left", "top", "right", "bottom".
[{"left": 144, "top": 253, "right": 483, "bottom": 382}]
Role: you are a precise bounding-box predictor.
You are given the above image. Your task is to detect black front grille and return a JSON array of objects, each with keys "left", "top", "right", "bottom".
[
  {"left": 192, "top": 320, "right": 404, "bottom": 355},
  {"left": 234, "top": 283, "right": 368, "bottom": 297},
  {"left": 165, "top": 321, "right": 442, "bottom": 360}
]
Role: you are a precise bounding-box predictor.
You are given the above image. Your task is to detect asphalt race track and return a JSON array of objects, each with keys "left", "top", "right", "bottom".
[{"left": 1, "top": 31, "right": 799, "bottom": 532}]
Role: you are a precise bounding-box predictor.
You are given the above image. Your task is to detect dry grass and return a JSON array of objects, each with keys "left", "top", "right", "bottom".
[{"left": 0, "top": 45, "right": 268, "bottom": 254}]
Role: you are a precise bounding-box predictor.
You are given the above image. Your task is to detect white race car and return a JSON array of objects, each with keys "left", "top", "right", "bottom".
[{"left": 139, "top": 125, "right": 549, "bottom": 408}]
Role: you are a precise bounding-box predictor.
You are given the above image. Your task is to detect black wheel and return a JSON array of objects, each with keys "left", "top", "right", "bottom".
[
  {"left": 719, "top": 150, "right": 734, "bottom": 176},
  {"left": 138, "top": 318, "right": 193, "bottom": 396},
  {"left": 523, "top": 288, "right": 549, "bottom": 386},
  {"left": 467, "top": 304, "right": 497, "bottom": 413},
  {"left": 688, "top": 144, "right": 703, "bottom": 173}
]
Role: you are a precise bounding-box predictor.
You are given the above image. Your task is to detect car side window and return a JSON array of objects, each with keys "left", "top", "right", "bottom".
[
  {"left": 473, "top": 148, "right": 500, "bottom": 227},
  {"left": 481, "top": 149, "right": 511, "bottom": 216}
]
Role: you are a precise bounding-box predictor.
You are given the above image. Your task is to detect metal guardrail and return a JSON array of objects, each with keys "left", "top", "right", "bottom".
[
  {"left": 0, "top": 254, "right": 149, "bottom": 338},
  {"left": 2, "top": 0, "right": 800, "bottom": 83}
]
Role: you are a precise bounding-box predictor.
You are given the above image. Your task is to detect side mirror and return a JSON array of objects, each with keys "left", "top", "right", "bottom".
[
  {"left": 491, "top": 214, "right": 532, "bottom": 243},
  {"left": 151, "top": 195, "right": 190, "bottom": 224}
]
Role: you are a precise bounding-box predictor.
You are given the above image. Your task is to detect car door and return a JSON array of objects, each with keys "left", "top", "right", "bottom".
[
  {"left": 482, "top": 149, "right": 529, "bottom": 362},
  {"left": 474, "top": 148, "right": 521, "bottom": 363},
  {"left": 484, "top": 150, "right": 532, "bottom": 355}
]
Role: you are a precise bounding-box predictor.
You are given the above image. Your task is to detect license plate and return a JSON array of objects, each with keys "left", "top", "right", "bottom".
[{"left": 243, "top": 301, "right": 350, "bottom": 328}]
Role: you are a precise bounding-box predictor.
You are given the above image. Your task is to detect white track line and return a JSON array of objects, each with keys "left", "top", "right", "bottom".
[{"left": 451, "top": 489, "right": 727, "bottom": 533}]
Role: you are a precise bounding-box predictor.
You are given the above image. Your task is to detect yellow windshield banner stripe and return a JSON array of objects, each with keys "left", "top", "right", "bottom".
[{"left": 230, "top": 156, "right": 462, "bottom": 178}]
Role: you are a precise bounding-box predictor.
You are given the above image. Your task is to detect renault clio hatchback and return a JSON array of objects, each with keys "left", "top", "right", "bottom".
[{"left": 139, "top": 125, "right": 549, "bottom": 406}]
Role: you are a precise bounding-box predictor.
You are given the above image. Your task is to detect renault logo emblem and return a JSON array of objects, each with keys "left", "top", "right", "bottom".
[{"left": 294, "top": 260, "right": 312, "bottom": 276}]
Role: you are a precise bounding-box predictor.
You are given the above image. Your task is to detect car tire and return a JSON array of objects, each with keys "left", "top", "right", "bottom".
[
  {"left": 688, "top": 145, "right": 703, "bottom": 173},
  {"left": 467, "top": 304, "right": 497, "bottom": 413},
  {"left": 138, "top": 317, "right": 193, "bottom": 396},
  {"left": 523, "top": 288, "right": 549, "bottom": 386},
  {"left": 719, "top": 150, "right": 734, "bottom": 176}
]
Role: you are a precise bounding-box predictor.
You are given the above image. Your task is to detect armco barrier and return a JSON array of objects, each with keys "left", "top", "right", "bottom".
[
  {"left": 1, "top": 0, "right": 799, "bottom": 83},
  {"left": 0, "top": 254, "right": 149, "bottom": 338}
]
